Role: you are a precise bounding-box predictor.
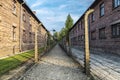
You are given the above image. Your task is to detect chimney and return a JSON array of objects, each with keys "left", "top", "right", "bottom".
[{"left": 33, "top": 11, "right": 36, "bottom": 14}]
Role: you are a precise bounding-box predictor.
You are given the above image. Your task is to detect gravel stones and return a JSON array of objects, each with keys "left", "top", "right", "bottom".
[{"left": 21, "top": 45, "right": 87, "bottom": 80}]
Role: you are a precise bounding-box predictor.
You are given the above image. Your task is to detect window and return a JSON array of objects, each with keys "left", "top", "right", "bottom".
[
  {"left": 99, "top": 28, "right": 106, "bottom": 39},
  {"left": 81, "top": 35, "right": 84, "bottom": 41},
  {"left": 100, "top": 3, "right": 105, "bottom": 17},
  {"left": 12, "top": 0, "right": 17, "bottom": 14},
  {"left": 91, "top": 31, "right": 96, "bottom": 40},
  {"left": 29, "top": 20, "right": 32, "bottom": 29},
  {"left": 29, "top": 32, "right": 32, "bottom": 43},
  {"left": 74, "top": 29, "right": 76, "bottom": 35},
  {"left": 81, "top": 20, "right": 83, "bottom": 29},
  {"left": 76, "top": 27, "right": 77, "bottom": 33},
  {"left": 23, "top": 14, "right": 26, "bottom": 22},
  {"left": 74, "top": 37, "right": 77, "bottom": 42},
  {"left": 78, "top": 24, "right": 80, "bottom": 31},
  {"left": 78, "top": 36, "right": 81, "bottom": 41},
  {"left": 30, "top": 23, "right": 32, "bottom": 27},
  {"left": 32, "top": 33, "right": 35, "bottom": 43},
  {"left": 23, "top": 30, "right": 27, "bottom": 43},
  {"left": 111, "top": 23, "right": 120, "bottom": 38},
  {"left": 91, "top": 12, "right": 95, "bottom": 22},
  {"left": 13, "top": 46, "right": 15, "bottom": 54},
  {"left": 78, "top": 35, "right": 84, "bottom": 41},
  {"left": 23, "top": 10, "right": 26, "bottom": 22},
  {"left": 12, "top": 26, "right": 16, "bottom": 41},
  {"left": 113, "top": 0, "right": 120, "bottom": 8},
  {"left": 72, "top": 31, "right": 74, "bottom": 36},
  {"left": 29, "top": 17, "right": 32, "bottom": 26}
]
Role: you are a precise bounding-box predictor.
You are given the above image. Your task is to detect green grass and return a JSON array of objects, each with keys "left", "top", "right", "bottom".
[
  {"left": 38, "top": 47, "right": 45, "bottom": 53},
  {"left": 0, "top": 47, "right": 45, "bottom": 76}
]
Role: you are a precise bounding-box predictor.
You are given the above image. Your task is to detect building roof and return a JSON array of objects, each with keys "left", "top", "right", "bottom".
[
  {"left": 69, "top": 0, "right": 100, "bottom": 32},
  {"left": 18, "top": 0, "right": 49, "bottom": 32}
]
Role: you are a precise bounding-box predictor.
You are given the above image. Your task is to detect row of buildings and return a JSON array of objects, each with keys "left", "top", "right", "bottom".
[
  {"left": 0, "top": 0, "right": 48, "bottom": 58},
  {"left": 69, "top": 0, "right": 120, "bottom": 55}
]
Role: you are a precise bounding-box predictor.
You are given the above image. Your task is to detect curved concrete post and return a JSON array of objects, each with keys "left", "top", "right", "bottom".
[{"left": 84, "top": 9, "right": 94, "bottom": 76}]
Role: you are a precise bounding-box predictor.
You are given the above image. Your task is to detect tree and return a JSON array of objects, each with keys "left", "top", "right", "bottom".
[
  {"left": 53, "top": 32, "right": 59, "bottom": 41},
  {"left": 65, "top": 14, "right": 73, "bottom": 45},
  {"left": 65, "top": 14, "right": 73, "bottom": 32},
  {"left": 58, "top": 14, "right": 73, "bottom": 41}
]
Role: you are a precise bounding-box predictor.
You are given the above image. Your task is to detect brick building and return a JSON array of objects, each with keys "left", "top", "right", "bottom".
[
  {"left": 0, "top": 0, "right": 48, "bottom": 58},
  {"left": 69, "top": 0, "right": 120, "bottom": 55}
]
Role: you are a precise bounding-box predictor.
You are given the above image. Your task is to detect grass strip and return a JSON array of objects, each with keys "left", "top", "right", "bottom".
[{"left": 0, "top": 47, "right": 45, "bottom": 75}]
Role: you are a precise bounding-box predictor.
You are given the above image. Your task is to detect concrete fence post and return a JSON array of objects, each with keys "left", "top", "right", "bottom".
[
  {"left": 19, "top": 1, "right": 25, "bottom": 52},
  {"left": 84, "top": 9, "right": 94, "bottom": 76}
]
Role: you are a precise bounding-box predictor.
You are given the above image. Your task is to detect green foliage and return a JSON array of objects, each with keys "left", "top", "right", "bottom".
[
  {"left": 53, "top": 32, "right": 59, "bottom": 40},
  {"left": 38, "top": 47, "right": 45, "bottom": 53},
  {"left": 65, "top": 14, "right": 73, "bottom": 31},
  {"left": 0, "top": 50, "right": 34, "bottom": 75},
  {"left": 58, "top": 14, "right": 73, "bottom": 41},
  {"left": 0, "top": 47, "right": 45, "bottom": 76},
  {"left": 47, "top": 32, "right": 52, "bottom": 45}
]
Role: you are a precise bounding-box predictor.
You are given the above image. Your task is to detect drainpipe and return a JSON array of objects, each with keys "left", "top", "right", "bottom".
[
  {"left": 35, "top": 23, "right": 42, "bottom": 62},
  {"left": 19, "top": 0, "right": 25, "bottom": 52},
  {"left": 84, "top": 9, "right": 94, "bottom": 76}
]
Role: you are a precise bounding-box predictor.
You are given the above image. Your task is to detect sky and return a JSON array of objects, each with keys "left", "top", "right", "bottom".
[{"left": 25, "top": 0, "right": 95, "bottom": 32}]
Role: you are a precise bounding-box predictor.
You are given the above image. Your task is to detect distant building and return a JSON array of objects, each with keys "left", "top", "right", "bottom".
[{"left": 0, "top": 0, "right": 48, "bottom": 58}]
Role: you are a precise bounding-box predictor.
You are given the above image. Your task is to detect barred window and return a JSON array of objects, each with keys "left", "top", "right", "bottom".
[
  {"left": 91, "top": 12, "right": 95, "bottom": 22},
  {"left": 91, "top": 31, "right": 96, "bottom": 40},
  {"left": 29, "top": 32, "right": 32, "bottom": 43},
  {"left": 78, "top": 36, "right": 81, "bottom": 41},
  {"left": 111, "top": 23, "right": 120, "bottom": 38},
  {"left": 12, "top": 26, "right": 16, "bottom": 41},
  {"left": 23, "top": 14, "right": 26, "bottom": 22},
  {"left": 113, "top": 0, "right": 120, "bottom": 8},
  {"left": 12, "top": 0, "right": 17, "bottom": 14},
  {"left": 23, "top": 30, "right": 27, "bottom": 43},
  {"left": 81, "top": 20, "right": 83, "bottom": 29},
  {"left": 23, "top": 10, "right": 26, "bottom": 22},
  {"left": 78, "top": 35, "right": 84, "bottom": 41},
  {"left": 78, "top": 24, "right": 80, "bottom": 31},
  {"left": 100, "top": 3, "right": 105, "bottom": 17},
  {"left": 81, "top": 35, "right": 84, "bottom": 41},
  {"left": 99, "top": 27, "right": 106, "bottom": 39}
]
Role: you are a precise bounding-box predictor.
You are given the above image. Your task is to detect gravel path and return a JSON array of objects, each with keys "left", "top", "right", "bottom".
[{"left": 20, "top": 45, "right": 87, "bottom": 80}]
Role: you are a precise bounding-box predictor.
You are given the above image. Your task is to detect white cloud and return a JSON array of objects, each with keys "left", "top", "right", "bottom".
[
  {"left": 26, "top": 0, "right": 95, "bottom": 31},
  {"left": 59, "top": 5, "right": 67, "bottom": 10},
  {"left": 35, "top": 8, "right": 54, "bottom": 15},
  {"left": 34, "top": 7, "right": 82, "bottom": 32},
  {"left": 31, "top": 2, "right": 42, "bottom": 8},
  {"left": 31, "top": 0, "right": 46, "bottom": 8}
]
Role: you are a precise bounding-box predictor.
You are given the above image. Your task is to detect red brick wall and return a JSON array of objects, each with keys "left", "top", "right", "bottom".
[
  {"left": 69, "top": 0, "right": 120, "bottom": 55},
  {"left": 89, "top": 0, "right": 120, "bottom": 54}
]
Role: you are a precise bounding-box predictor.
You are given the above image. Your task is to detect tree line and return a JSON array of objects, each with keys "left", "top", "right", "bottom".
[{"left": 53, "top": 14, "right": 74, "bottom": 41}]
